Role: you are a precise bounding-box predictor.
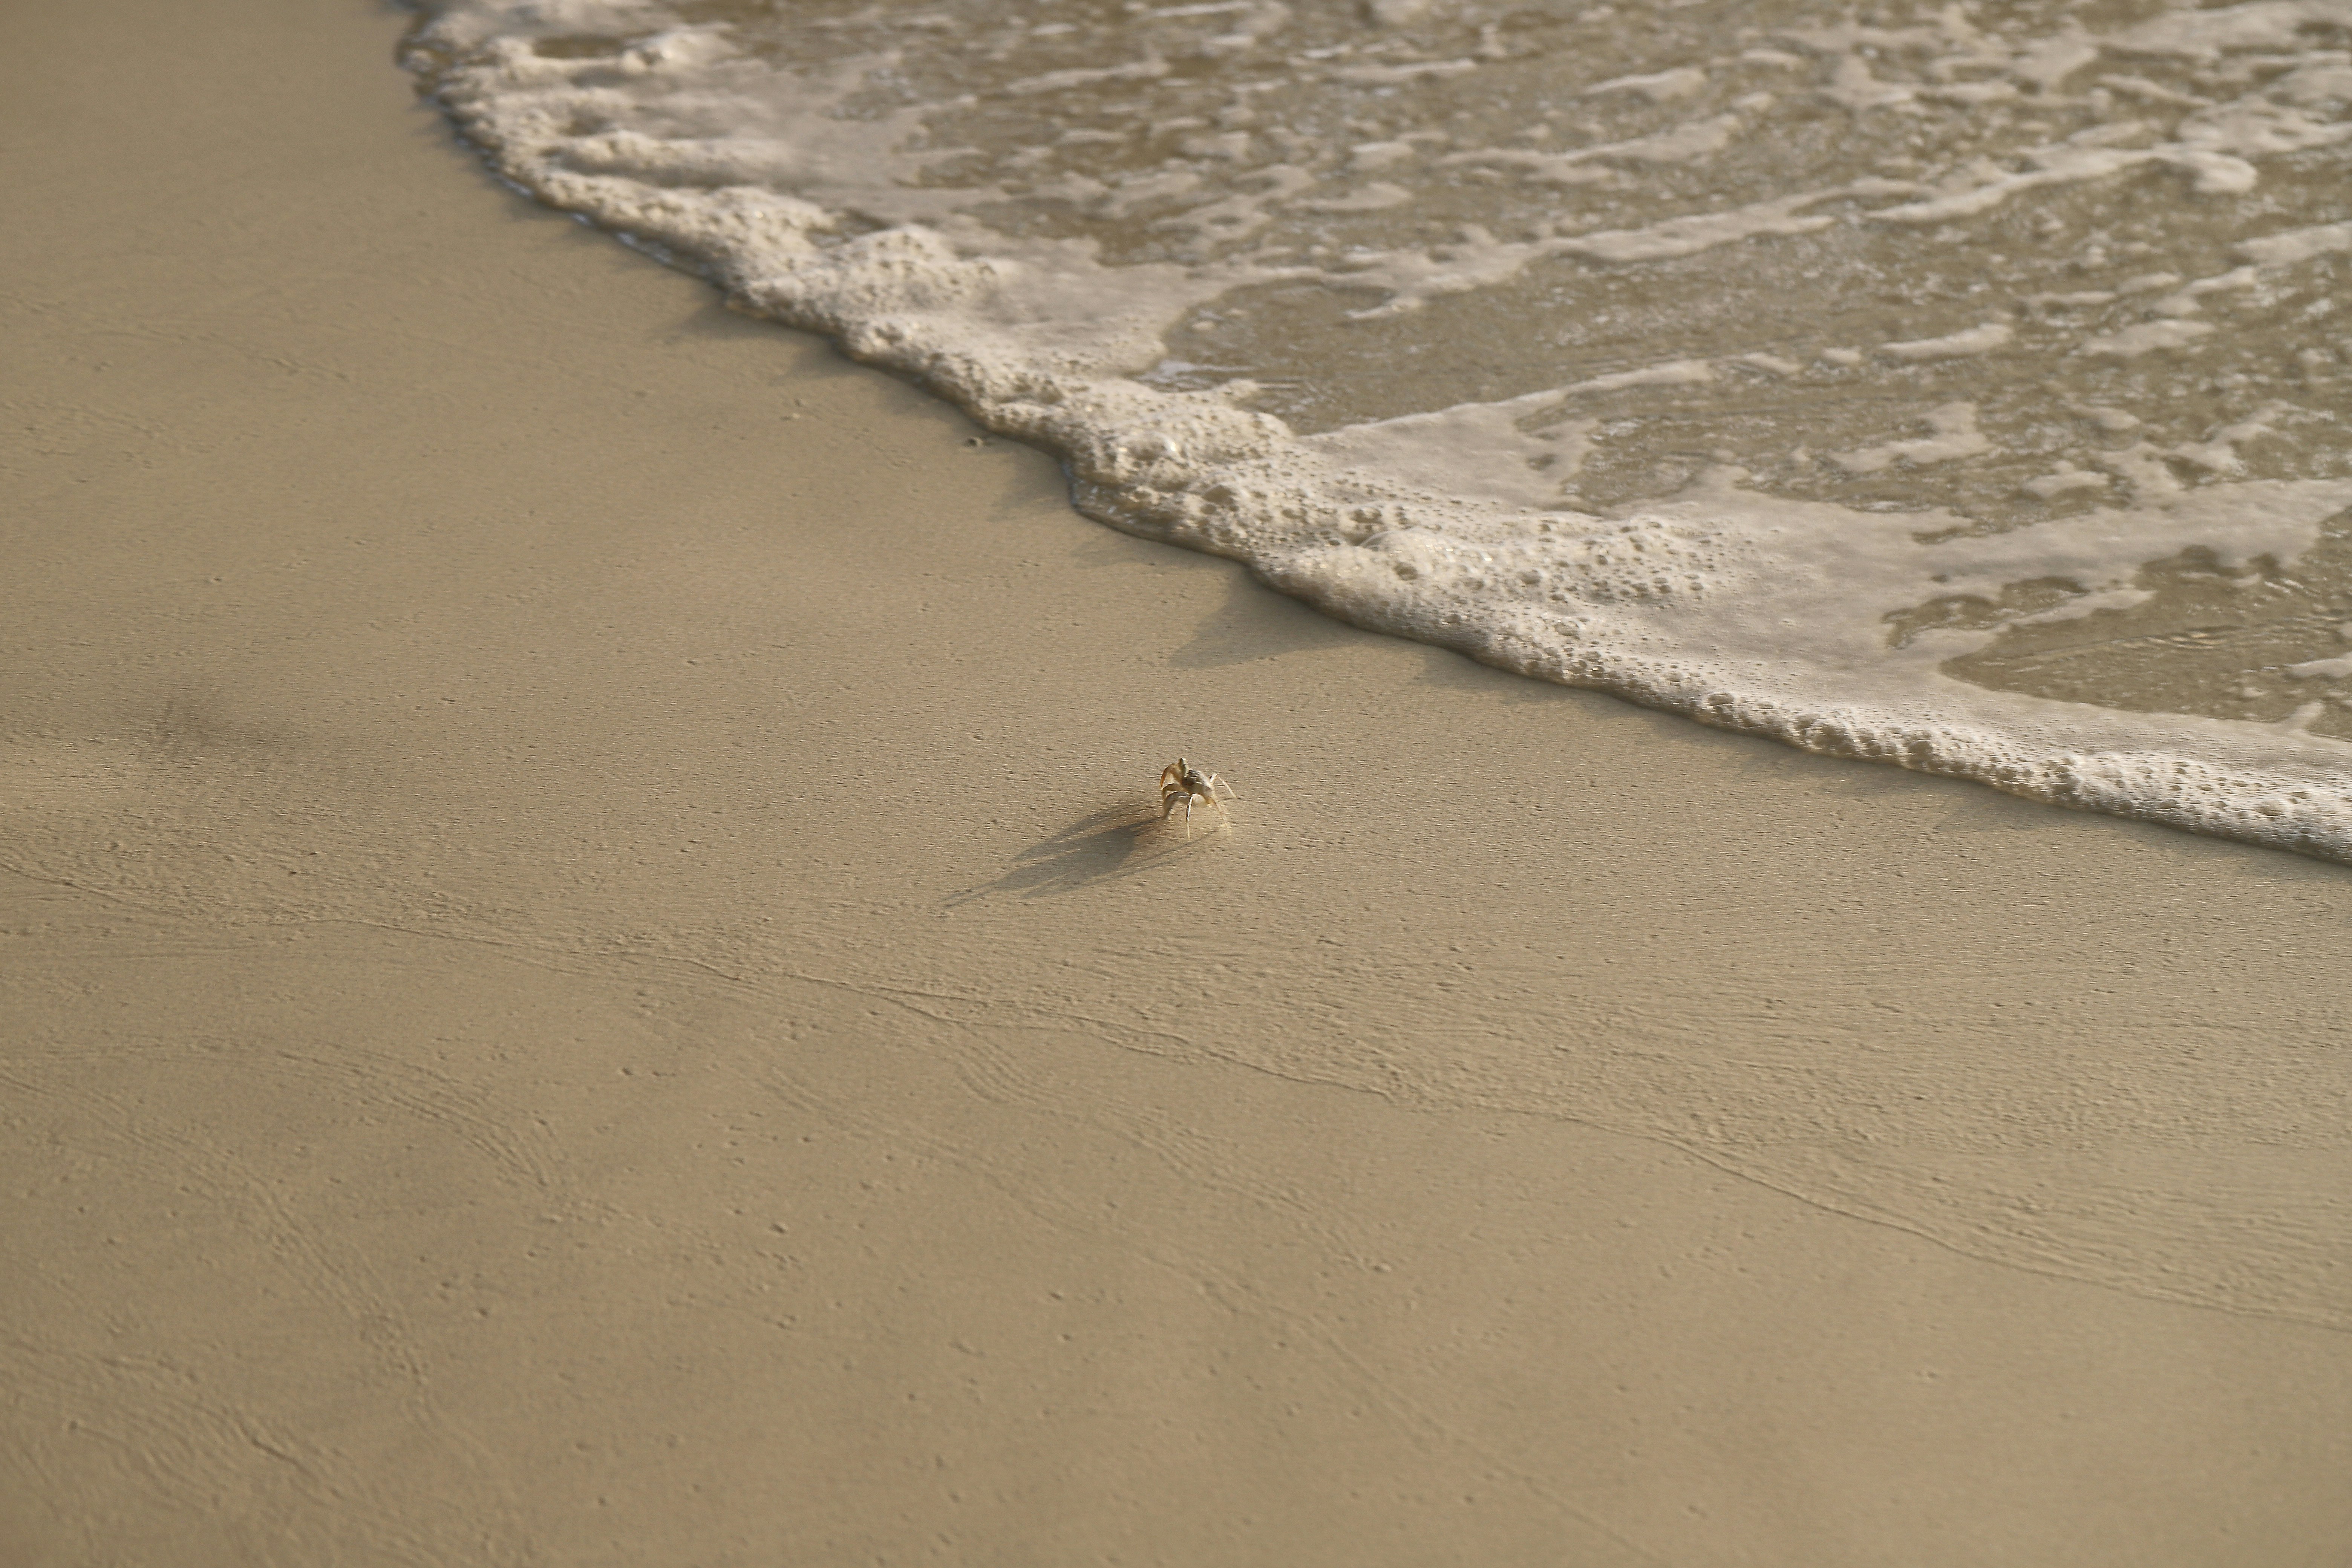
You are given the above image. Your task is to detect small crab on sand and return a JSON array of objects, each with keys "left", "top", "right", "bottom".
[{"left": 1159, "top": 758, "right": 1239, "bottom": 839}]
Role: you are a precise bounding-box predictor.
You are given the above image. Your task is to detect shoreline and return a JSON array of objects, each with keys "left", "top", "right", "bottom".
[
  {"left": 404, "top": 0, "right": 2352, "bottom": 872},
  {"left": 5, "top": 2, "right": 2350, "bottom": 1563}
]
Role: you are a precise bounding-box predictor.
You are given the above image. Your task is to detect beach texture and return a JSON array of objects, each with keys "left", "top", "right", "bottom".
[{"left": 5, "top": 2, "right": 2351, "bottom": 1563}]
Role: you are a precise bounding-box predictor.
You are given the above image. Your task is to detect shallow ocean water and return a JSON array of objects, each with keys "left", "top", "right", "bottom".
[{"left": 405, "top": 0, "right": 2352, "bottom": 855}]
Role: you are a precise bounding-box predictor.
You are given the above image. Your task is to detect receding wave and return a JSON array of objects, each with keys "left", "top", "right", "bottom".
[{"left": 404, "top": 0, "right": 2352, "bottom": 858}]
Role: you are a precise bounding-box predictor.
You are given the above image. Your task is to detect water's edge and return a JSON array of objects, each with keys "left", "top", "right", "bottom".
[{"left": 395, "top": 0, "right": 2352, "bottom": 866}]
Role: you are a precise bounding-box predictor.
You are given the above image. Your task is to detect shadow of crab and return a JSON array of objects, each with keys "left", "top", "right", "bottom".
[{"left": 946, "top": 801, "right": 1221, "bottom": 903}]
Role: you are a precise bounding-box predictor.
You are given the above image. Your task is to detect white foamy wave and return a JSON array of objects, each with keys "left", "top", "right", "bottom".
[{"left": 404, "top": 0, "right": 2352, "bottom": 858}]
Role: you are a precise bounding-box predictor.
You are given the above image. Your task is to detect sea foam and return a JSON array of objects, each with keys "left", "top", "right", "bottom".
[{"left": 404, "top": 0, "right": 2352, "bottom": 857}]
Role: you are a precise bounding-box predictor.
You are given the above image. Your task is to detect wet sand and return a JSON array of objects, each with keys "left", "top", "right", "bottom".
[{"left": 5, "top": 2, "right": 2350, "bottom": 1564}]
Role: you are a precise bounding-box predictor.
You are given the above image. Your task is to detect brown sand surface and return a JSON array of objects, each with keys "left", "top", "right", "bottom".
[{"left": 6, "top": 2, "right": 2351, "bottom": 1564}]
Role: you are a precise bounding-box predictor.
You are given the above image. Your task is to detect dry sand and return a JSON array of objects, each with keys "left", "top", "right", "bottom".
[{"left": 5, "top": 2, "right": 2351, "bottom": 1564}]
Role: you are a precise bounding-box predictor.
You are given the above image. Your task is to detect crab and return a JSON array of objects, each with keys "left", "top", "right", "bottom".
[{"left": 1159, "top": 757, "right": 1239, "bottom": 839}]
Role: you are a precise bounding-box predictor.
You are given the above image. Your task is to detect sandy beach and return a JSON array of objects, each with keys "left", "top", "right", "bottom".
[{"left": 6, "top": 2, "right": 2351, "bottom": 1563}]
